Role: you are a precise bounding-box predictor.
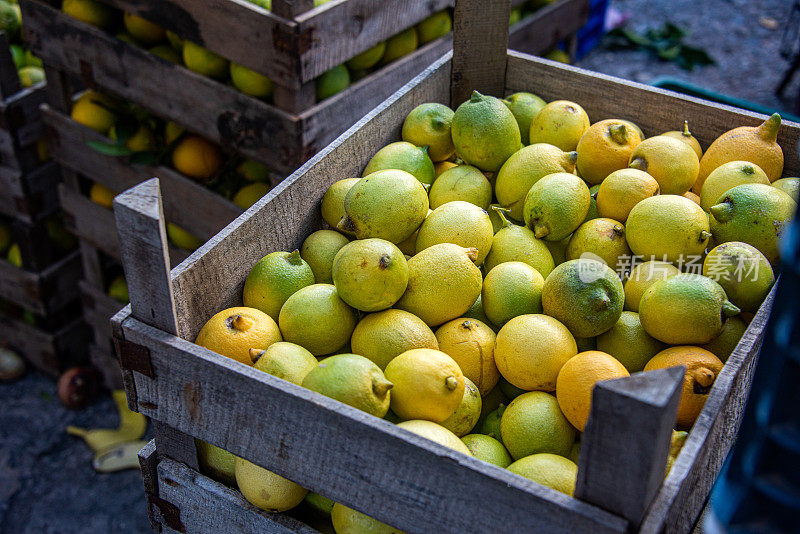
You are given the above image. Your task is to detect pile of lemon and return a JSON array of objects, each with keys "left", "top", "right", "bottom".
[
  {"left": 193, "top": 90, "right": 795, "bottom": 530},
  {"left": 61, "top": 0, "right": 452, "bottom": 104}
]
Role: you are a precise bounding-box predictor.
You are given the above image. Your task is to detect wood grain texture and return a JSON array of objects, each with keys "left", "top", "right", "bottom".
[
  {"left": 451, "top": 0, "right": 509, "bottom": 103},
  {"left": 0, "top": 250, "right": 81, "bottom": 315},
  {"left": 508, "top": 0, "right": 589, "bottom": 56},
  {"left": 157, "top": 458, "right": 319, "bottom": 534},
  {"left": 119, "top": 315, "right": 626, "bottom": 534},
  {"left": 0, "top": 314, "right": 89, "bottom": 376},
  {"left": 576, "top": 366, "right": 683, "bottom": 527},
  {"left": 505, "top": 52, "right": 800, "bottom": 174},
  {"left": 59, "top": 184, "right": 189, "bottom": 265},
  {"left": 170, "top": 54, "right": 452, "bottom": 339},
  {"left": 640, "top": 285, "right": 778, "bottom": 533},
  {"left": 43, "top": 106, "right": 241, "bottom": 241},
  {"left": 22, "top": 0, "right": 303, "bottom": 171}
]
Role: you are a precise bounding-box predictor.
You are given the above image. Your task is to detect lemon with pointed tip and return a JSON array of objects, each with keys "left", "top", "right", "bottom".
[
  {"left": 331, "top": 503, "right": 401, "bottom": 534},
  {"left": 401, "top": 103, "right": 455, "bottom": 162},
  {"left": 278, "top": 284, "right": 357, "bottom": 355},
  {"left": 696, "top": 113, "right": 784, "bottom": 193},
  {"left": 302, "top": 354, "right": 393, "bottom": 417},
  {"left": 662, "top": 120, "right": 703, "bottom": 160},
  {"left": 394, "top": 243, "right": 482, "bottom": 327},
  {"left": 397, "top": 420, "right": 472, "bottom": 455},
  {"left": 542, "top": 258, "right": 624, "bottom": 337},
  {"left": 495, "top": 143, "right": 578, "bottom": 221},
  {"left": 452, "top": 91, "right": 521, "bottom": 172},
  {"left": 183, "top": 41, "right": 229, "bottom": 80},
  {"left": 195, "top": 307, "right": 282, "bottom": 366},
  {"left": 494, "top": 314, "right": 577, "bottom": 391},
  {"left": 332, "top": 238, "right": 408, "bottom": 312},
  {"left": 507, "top": 453, "right": 578, "bottom": 496},
  {"left": 639, "top": 274, "right": 740, "bottom": 345},
  {"left": 243, "top": 250, "right": 315, "bottom": 321},
  {"left": 435, "top": 318, "right": 498, "bottom": 396},
  {"left": 624, "top": 260, "right": 680, "bottom": 312},
  {"left": 482, "top": 262, "right": 544, "bottom": 327},
  {"left": 385, "top": 348, "right": 465, "bottom": 423},
  {"left": 250, "top": 342, "right": 317, "bottom": 385},
  {"left": 566, "top": 218, "right": 632, "bottom": 272},
  {"left": 576, "top": 119, "right": 644, "bottom": 185},
  {"left": 195, "top": 440, "right": 236, "bottom": 486},
  {"left": 351, "top": 309, "right": 438, "bottom": 370},
  {"left": 428, "top": 164, "right": 492, "bottom": 210},
  {"left": 483, "top": 208, "right": 555, "bottom": 277},
  {"left": 415, "top": 201, "right": 494, "bottom": 264},
  {"left": 300, "top": 229, "right": 349, "bottom": 284},
  {"left": 503, "top": 92, "right": 547, "bottom": 145},
  {"left": 556, "top": 351, "right": 629, "bottom": 431},
  {"left": 595, "top": 311, "right": 665, "bottom": 373},
  {"left": 596, "top": 168, "right": 660, "bottom": 222},
  {"left": 709, "top": 183, "right": 797, "bottom": 264},
  {"left": 626, "top": 195, "right": 711, "bottom": 264},
  {"left": 702, "top": 242, "right": 774, "bottom": 313},
  {"left": 529, "top": 100, "right": 590, "bottom": 151},
  {"left": 501, "top": 391, "right": 575, "bottom": 460},
  {"left": 339, "top": 170, "right": 429, "bottom": 244},
  {"left": 523, "top": 172, "right": 591, "bottom": 241},
  {"left": 441, "top": 377, "right": 482, "bottom": 436},
  {"left": 321, "top": 178, "right": 360, "bottom": 232},
  {"left": 628, "top": 135, "right": 699, "bottom": 195},
  {"left": 644, "top": 346, "right": 724, "bottom": 429},
  {"left": 235, "top": 457, "right": 307, "bottom": 512}
]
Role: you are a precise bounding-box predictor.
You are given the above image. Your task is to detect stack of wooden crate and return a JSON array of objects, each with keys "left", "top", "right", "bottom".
[
  {"left": 108, "top": 0, "right": 797, "bottom": 530},
  {"left": 18, "top": 0, "right": 587, "bottom": 388},
  {"left": 0, "top": 32, "right": 88, "bottom": 376}
]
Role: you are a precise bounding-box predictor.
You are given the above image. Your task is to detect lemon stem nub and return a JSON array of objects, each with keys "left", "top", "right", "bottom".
[
  {"left": 757, "top": 113, "right": 782, "bottom": 142},
  {"left": 722, "top": 301, "right": 741, "bottom": 317},
  {"left": 609, "top": 124, "right": 628, "bottom": 145},
  {"left": 445, "top": 376, "right": 459, "bottom": 391},
  {"left": 372, "top": 378, "right": 393, "bottom": 398},
  {"left": 249, "top": 348, "right": 265, "bottom": 364},
  {"left": 693, "top": 367, "right": 715, "bottom": 389},
  {"left": 709, "top": 201, "right": 733, "bottom": 223}
]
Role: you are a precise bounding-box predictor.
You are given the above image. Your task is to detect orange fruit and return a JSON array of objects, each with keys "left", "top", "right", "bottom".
[
  {"left": 643, "top": 346, "right": 724, "bottom": 429},
  {"left": 555, "top": 350, "right": 629, "bottom": 431}
]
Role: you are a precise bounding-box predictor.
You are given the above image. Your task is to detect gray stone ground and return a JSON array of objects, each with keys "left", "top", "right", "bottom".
[{"left": 2, "top": 1, "right": 798, "bottom": 532}]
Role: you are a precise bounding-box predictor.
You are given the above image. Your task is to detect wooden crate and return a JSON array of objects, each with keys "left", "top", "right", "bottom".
[
  {"left": 20, "top": 0, "right": 586, "bottom": 175},
  {"left": 111, "top": 1, "right": 796, "bottom": 531}
]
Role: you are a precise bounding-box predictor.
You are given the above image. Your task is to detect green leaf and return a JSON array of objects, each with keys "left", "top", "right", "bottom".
[{"left": 86, "top": 140, "right": 135, "bottom": 157}]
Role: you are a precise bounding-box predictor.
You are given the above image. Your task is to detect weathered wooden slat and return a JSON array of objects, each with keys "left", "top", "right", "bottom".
[
  {"left": 576, "top": 366, "right": 683, "bottom": 527},
  {"left": 504, "top": 52, "right": 800, "bottom": 174},
  {"left": 507, "top": 0, "right": 589, "bottom": 56},
  {"left": 21, "top": 0, "right": 303, "bottom": 171},
  {"left": 59, "top": 184, "right": 189, "bottom": 265},
  {"left": 170, "top": 54, "right": 452, "bottom": 339},
  {"left": 0, "top": 250, "right": 82, "bottom": 315},
  {"left": 451, "top": 0, "right": 509, "bottom": 103},
  {"left": 0, "top": 314, "right": 89, "bottom": 376},
  {"left": 43, "top": 106, "right": 241, "bottom": 241},
  {"left": 120, "top": 314, "right": 627, "bottom": 534},
  {"left": 156, "top": 458, "right": 321, "bottom": 534},
  {"left": 640, "top": 285, "right": 777, "bottom": 533}
]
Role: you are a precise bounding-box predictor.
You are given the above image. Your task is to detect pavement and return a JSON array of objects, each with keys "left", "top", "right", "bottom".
[{"left": 2, "top": 0, "right": 798, "bottom": 532}]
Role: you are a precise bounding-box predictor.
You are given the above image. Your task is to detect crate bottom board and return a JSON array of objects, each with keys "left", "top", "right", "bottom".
[{"left": 0, "top": 313, "right": 90, "bottom": 376}]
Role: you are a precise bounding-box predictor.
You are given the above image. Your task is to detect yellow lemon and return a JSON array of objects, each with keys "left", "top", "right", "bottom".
[
  {"left": 555, "top": 351, "right": 629, "bottom": 431},
  {"left": 494, "top": 314, "right": 577, "bottom": 391},
  {"left": 195, "top": 307, "right": 282, "bottom": 366},
  {"left": 385, "top": 348, "right": 465, "bottom": 423}
]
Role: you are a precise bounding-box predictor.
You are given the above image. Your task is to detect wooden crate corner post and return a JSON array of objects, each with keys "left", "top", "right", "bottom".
[
  {"left": 112, "top": 178, "right": 199, "bottom": 475},
  {"left": 576, "top": 366, "right": 685, "bottom": 529}
]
